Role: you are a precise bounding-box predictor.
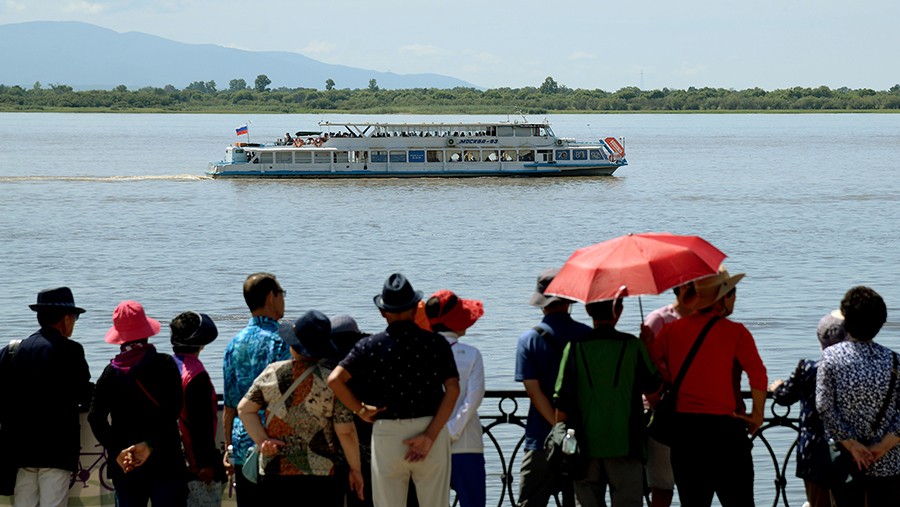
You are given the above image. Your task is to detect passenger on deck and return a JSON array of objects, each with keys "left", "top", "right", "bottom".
[{"left": 284, "top": 133, "right": 293, "bottom": 145}]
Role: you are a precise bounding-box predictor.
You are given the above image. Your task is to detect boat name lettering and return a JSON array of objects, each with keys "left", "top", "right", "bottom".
[{"left": 456, "top": 139, "right": 498, "bottom": 145}]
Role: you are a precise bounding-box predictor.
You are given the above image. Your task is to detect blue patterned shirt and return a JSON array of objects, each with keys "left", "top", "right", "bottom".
[
  {"left": 816, "top": 341, "right": 900, "bottom": 477},
  {"left": 223, "top": 316, "right": 291, "bottom": 465}
]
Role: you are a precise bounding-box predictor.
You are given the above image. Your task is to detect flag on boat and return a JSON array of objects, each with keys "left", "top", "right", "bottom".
[{"left": 236, "top": 124, "right": 248, "bottom": 136}]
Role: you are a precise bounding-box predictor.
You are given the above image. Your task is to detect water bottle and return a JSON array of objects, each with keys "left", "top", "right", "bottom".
[
  {"left": 226, "top": 445, "right": 237, "bottom": 487},
  {"left": 562, "top": 428, "right": 577, "bottom": 455}
]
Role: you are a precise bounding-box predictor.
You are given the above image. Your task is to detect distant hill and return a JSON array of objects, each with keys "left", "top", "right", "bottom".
[{"left": 0, "top": 21, "right": 481, "bottom": 91}]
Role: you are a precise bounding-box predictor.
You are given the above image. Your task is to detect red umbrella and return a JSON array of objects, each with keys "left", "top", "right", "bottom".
[{"left": 544, "top": 233, "right": 726, "bottom": 303}]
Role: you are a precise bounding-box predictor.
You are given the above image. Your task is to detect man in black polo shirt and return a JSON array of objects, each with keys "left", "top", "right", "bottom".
[{"left": 329, "top": 273, "right": 460, "bottom": 507}]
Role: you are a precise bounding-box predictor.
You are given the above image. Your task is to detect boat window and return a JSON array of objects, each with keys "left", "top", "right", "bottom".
[
  {"left": 515, "top": 126, "right": 533, "bottom": 137},
  {"left": 497, "top": 126, "right": 514, "bottom": 137},
  {"left": 390, "top": 151, "right": 407, "bottom": 163},
  {"left": 589, "top": 150, "right": 604, "bottom": 160},
  {"left": 295, "top": 152, "right": 312, "bottom": 164},
  {"left": 463, "top": 150, "right": 481, "bottom": 162},
  {"left": 555, "top": 150, "right": 570, "bottom": 161},
  {"left": 543, "top": 126, "right": 554, "bottom": 137},
  {"left": 573, "top": 150, "right": 587, "bottom": 160},
  {"left": 485, "top": 150, "right": 499, "bottom": 162},
  {"left": 259, "top": 152, "right": 274, "bottom": 164},
  {"left": 276, "top": 152, "right": 292, "bottom": 164},
  {"left": 500, "top": 150, "right": 516, "bottom": 161},
  {"left": 537, "top": 150, "right": 553, "bottom": 162},
  {"left": 409, "top": 150, "right": 425, "bottom": 163},
  {"left": 447, "top": 149, "right": 462, "bottom": 162},
  {"left": 518, "top": 151, "right": 535, "bottom": 161},
  {"left": 426, "top": 150, "right": 443, "bottom": 163},
  {"left": 335, "top": 151, "right": 350, "bottom": 163},
  {"left": 314, "top": 152, "right": 331, "bottom": 164},
  {"left": 371, "top": 150, "right": 387, "bottom": 163}
]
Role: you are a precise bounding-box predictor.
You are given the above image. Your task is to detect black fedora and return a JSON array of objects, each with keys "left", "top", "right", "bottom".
[
  {"left": 170, "top": 312, "right": 219, "bottom": 347},
  {"left": 29, "top": 287, "right": 86, "bottom": 314},
  {"left": 373, "top": 273, "right": 423, "bottom": 312},
  {"left": 277, "top": 310, "right": 338, "bottom": 360}
]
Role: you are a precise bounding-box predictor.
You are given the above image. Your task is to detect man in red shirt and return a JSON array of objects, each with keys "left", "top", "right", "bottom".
[{"left": 647, "top": 266, "right": 767, "bottom": 507}]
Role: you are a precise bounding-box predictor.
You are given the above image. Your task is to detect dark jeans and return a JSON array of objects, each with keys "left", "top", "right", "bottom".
[
  {"left": 670, "top": 413, "right": 755, "bottom": 507},
  {"left": 112, "top": 471, "right": 181, "bottom": 507},
  {"left": 233, "top": 464, "right": 263, "bottom": 507},
  {"left": 517, "top": 449, "right": 576, "bottom": 507},
  {"left": 831, "top": 473, "right": 900, "bottom": 507},
  {"left": 259, "top": 473, "right": 342, "bottom": 506}
]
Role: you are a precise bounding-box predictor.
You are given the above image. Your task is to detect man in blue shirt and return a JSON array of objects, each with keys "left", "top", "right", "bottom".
[
  {"left": 515, "top": 268, "right": 591, "bottom": 507},
  {"left": 222, "top": 273, "right": 291, "bottom": 506}
]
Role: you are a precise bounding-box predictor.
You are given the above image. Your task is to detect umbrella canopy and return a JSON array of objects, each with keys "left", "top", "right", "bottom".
[{"left": 544, "top": 233, "right": 726, "bottom": 303}]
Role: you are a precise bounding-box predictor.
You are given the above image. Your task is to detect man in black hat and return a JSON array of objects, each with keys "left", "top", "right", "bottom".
[
  {"left": 329, "top": 273, "right": 460, "bottom": 507},
  {"left": 0, "top": 287, "right": 92, "bottom": 505}
]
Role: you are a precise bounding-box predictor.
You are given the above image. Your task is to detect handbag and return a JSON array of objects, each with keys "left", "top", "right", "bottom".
[
  {"left": 647, "top": 316, "right": 721, "bottom": 446},
  {"left": 241, "top": 362, "right": 320, "bottom": 484},
  {"left": 0, "top": 340, "right": 23, "bottom": 496},
  {"left": 185, "top": 479, "right": 224, "bottom": 507},
  {"left": 544, "top": 421, "right": 587, "bottom": 479},
  {"left": 813, "top": 351, "right": 899, "bottom": 489}
]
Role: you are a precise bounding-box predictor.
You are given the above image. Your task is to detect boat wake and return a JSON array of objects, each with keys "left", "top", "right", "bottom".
[{"left": 0, "top": 175, "right": 210, "bottom": 182}]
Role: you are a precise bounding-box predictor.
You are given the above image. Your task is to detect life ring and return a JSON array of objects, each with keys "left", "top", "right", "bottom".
[
  {"left": 555, "top": 139, "right": 564, "bottom": 146},
  {"left": 447, "top": 138, "right": 456, "bottom": 146},
  {"left": 314, "top": 138, "right": 323, "bottom": 147},
  {"left": 293, "top": 138, "right": 303, "bottom": 147}
]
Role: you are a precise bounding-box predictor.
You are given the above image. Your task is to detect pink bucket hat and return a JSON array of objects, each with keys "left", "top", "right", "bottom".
[{"left": 105, "top": 300, "right": 161, "bottom": 344}]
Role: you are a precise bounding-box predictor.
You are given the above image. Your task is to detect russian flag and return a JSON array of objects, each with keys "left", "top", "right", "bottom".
[{"left": 236, "top": 124, "right": 248, "bottom": 136}]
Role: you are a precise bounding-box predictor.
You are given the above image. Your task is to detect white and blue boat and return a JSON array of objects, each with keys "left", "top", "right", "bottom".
[{"left": 207, "top": 118, "right": 626, "bottom": 179}]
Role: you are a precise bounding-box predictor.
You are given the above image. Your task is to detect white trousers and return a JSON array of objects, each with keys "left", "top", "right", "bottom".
[
  {"left": 371, "top": 416, "right": 451, "bottom": 507},
  {"left": 14, "top": 468, "right": 71, "bottom": 507}
]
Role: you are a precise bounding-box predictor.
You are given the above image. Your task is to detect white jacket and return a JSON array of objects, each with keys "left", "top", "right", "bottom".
[{"left": 441, "top": 332, "right": 485, "bottom": 453}]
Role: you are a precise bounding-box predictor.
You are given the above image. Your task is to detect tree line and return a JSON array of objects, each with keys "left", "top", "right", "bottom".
[{"left": 2, "top": 75, "right": 899, "bottom": 113}]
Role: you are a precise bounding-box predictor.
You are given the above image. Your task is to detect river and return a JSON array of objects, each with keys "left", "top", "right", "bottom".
[{"left": 2, "top": 112, "right": 899, "bottom": 505}]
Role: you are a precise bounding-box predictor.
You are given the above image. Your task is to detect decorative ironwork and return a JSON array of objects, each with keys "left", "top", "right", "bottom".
[{"left": 477, "top": 390, "right": 801, "bottom": 507}]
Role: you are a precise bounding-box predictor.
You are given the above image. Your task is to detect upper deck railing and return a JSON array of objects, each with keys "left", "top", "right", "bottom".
[{"left": 477, "top": 390, "right": 801, "bottom": 507}]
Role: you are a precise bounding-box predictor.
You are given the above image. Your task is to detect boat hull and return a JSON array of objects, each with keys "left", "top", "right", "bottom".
[{"left": 206, "top": 164, "right": 620, "bottom": 179}]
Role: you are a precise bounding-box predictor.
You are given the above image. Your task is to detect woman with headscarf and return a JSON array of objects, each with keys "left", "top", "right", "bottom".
[
  {"left": 88, "top": 301, "right": 184, "bottom": 506},
  {"left": 170, "top": 311, "right": 226, "bottom": 505},
  {"left": 816, "top": 286, "right": 900, "bottom": 507},
  {"left": 238, "top": 310, "right": 364, "bottom": 506}
]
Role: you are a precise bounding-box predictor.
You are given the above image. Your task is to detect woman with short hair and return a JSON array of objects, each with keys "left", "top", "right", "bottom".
[{"left": 816, "top": 286, "right": 900, "bottom": 507}]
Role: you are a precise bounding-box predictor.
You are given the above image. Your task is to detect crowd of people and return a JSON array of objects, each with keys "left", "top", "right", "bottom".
[{"left": 1, "top": 269, "right": 898, "bottom": 507}]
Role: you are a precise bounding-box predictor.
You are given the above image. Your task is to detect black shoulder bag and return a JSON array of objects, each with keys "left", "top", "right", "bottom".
[{"left": 647, "top": 316, "right": 721, "bottom": 446}]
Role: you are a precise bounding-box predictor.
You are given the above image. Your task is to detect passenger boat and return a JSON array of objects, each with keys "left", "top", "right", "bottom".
[{"left": 206, "top": 118, "right": 627, "bottom": 179}]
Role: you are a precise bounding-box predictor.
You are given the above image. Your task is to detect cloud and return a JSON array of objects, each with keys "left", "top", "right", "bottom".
[
  {"left": 569, "top": 51, "right": 596, "bottom": 60},
  {"left": 63, "top": 1, "right": 105, "bottom": 13},
  {"left": 399, "top": 44, "right": 444, "bottom": 57},
  {"left": 469, "top": 51, "right": 502, "bottom": 64},
  {"left": 680, "top": 63, "right": 707, "bottom": 76},
  {"left": 303, "top": 40, "right": 336, "bottom": 54},
  {"left": 5, "top": 0, "right": 26, "bottom": 12}
]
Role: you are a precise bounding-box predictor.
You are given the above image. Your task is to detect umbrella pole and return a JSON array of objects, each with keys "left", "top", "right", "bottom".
[{"left": 638, "top": 296, "right": 644, "bottom": 322}]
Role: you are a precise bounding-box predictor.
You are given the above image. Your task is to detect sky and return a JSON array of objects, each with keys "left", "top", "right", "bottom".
[{"left": 2, "top": 0, "right": 898, "bottom": 91}]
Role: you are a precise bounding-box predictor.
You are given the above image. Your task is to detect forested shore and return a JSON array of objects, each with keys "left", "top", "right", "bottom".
[{"left": 2, "top": 77, "right": 899, "bottom": 113}]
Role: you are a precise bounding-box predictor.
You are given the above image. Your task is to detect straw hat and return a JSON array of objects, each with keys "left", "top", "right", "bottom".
[{"left": 683, "top": 265, "right": 745, "bottom": 311}]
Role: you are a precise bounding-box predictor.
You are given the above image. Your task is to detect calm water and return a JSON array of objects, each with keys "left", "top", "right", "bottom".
[{"left": 2, "top": 112, "right": 899, "bottom": 505}]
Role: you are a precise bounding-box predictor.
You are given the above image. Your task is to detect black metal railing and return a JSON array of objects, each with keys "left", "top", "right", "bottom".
[{"left": 477, "top": 390, "right": 802, "bottom": 507}]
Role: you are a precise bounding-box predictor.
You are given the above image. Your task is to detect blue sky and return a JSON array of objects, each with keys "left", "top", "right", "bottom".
[{"left": 3, "top": 0, "right": 898, "bottom": 91}]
